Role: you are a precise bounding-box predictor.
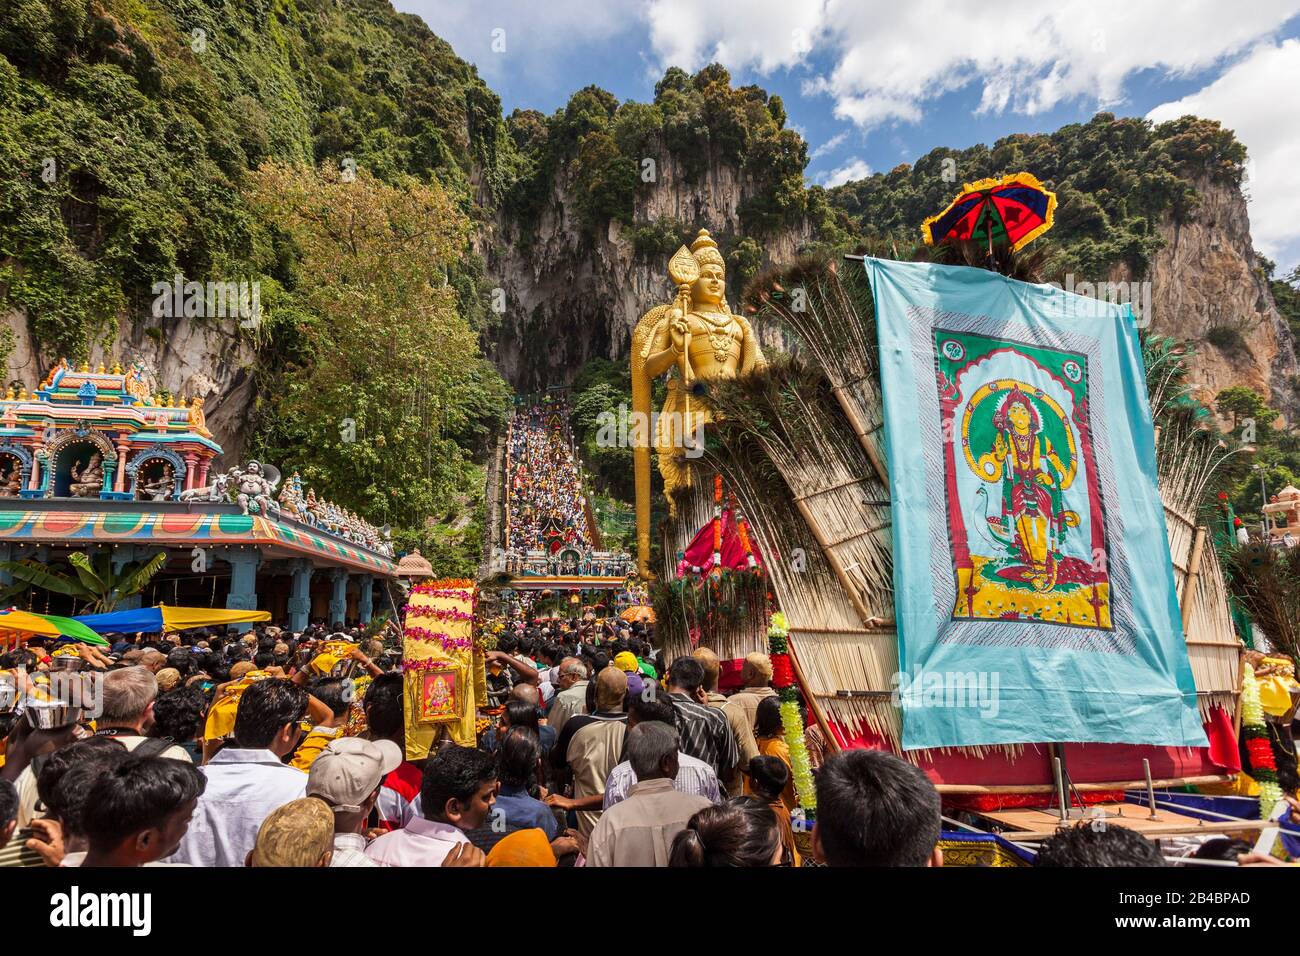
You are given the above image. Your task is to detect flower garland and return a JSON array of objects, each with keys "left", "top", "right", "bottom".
[
  {"left": 769, "top": 612, "right": 816, "bottom": 813},
  {"left": 710, "top": 475, "right": 723, "bottom": 576},
  {"left": 404, "top": 605, "right": 474, "bottom": 623},
  {"left": 405, "top": 625, "right": 473, "bottom": 655},
  {"left": 1241, "top": 662, "right": 1283, "bottom": 818},
  {"left": 403, "top": 657, "right": 461, "bottom": 672},
  {"left": 735, "top": 509, "right": 759, "bottom": 571}
]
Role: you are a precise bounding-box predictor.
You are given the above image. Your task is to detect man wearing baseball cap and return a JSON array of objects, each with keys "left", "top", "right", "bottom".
[{"left": 306, "top": 736, "right": 403, "bottom": 867}]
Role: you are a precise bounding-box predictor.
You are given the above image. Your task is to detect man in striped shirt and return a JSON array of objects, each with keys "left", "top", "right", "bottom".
[
  {"left": 663, "top": 656, "right": 739, "bottom": 785},
  {"left": 602, "top": 695, "right": 721, "bottom": 809}
]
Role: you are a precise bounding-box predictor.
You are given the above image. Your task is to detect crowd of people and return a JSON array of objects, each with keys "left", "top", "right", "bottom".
[
  {"left": 0, "top": 615, "right": 1282, "bottom": 869},
  {"left": 506, "top": 403, "right": 592, "bottom": 553}
]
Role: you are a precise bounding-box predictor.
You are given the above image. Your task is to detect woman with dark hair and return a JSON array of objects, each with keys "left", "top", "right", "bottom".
[
  {"left": 669, "top": 796, "right": 782, "bottom": 867},
  {"left": 747, "top": 755, "right": 801, "bottom": 867},
  {"left": 743, "top": 696, "right": 795, "bottom": 810}
]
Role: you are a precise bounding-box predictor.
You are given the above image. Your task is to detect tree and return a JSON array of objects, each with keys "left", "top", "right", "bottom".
[
  {"left": 246, "top": 161, "right": 508, "bottom": 536},
  {"left": 1215, "top": 386, "right": 1279, "bottom": 438},
  {"left": 1, "top": 551, "right": 167, "bottom": 614}
]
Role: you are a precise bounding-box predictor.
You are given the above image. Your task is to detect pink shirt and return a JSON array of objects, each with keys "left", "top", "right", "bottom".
[{"left": 364, "top": 817, "right": 468, "bottom": 867}]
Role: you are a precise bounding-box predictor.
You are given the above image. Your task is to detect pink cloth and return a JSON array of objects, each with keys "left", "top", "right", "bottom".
[{"left": 677, "top": 509, "right": 764, "bottom": 576}]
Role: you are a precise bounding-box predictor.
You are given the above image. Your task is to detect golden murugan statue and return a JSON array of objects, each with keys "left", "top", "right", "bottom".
[{"left": 631, "top": 228, "right": 765, "bottom": 577}]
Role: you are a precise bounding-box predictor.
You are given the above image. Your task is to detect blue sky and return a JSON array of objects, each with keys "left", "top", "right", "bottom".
[{"left": 397, "top": 1, "right": 1300, "bottom": 273}]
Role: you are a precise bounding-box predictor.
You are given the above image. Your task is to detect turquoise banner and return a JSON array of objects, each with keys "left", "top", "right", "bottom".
[{"left": 864, "top": 258, "right": 1205, "bottom": 750}]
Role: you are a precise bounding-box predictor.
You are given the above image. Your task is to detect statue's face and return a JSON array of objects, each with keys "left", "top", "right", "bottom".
[
  {"left": 692, "top": 262, "right": 725, "bottom": 306},
  {"left": 1007, "top": 401, "right": 1032, "bottom": 433}
]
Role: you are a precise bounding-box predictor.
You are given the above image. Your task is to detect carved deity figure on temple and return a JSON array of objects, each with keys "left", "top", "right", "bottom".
[
  {"left": 69, "top": 453, "right": 104, "bottom": 498},
  {"left": 231, "top": 460, "right": 279, "bottom": 517},
  {"left": 630, "top": 228, "right": 766, "bottom": 577},
  {"left": 140, "top": 464, "right": 175, "bottom": 502},
  {"left": 0, "top": 461, "right": 22, "bottom": 496}
]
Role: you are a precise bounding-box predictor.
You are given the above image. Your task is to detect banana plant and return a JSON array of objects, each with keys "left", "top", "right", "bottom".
[{"left": 0, "top": 550, "right": 169, "bottom": 614}]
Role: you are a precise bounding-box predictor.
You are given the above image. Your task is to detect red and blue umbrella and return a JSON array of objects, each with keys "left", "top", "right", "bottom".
[{"left": 922, "top": 172, "right": 1057, "bottom": 253}]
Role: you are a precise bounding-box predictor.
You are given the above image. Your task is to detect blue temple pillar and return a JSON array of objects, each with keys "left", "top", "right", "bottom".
[
  {"left": 356, "top": 573, "right": 374, "bottom": 624},
  {"left": 287, "top": 559, "right": 313, "bottom": 633},
  {"left": 328, "top": 568, "right": 348, "bottom": 628},
  {"left": 224, "top": 548, "right": 261, "bottom": 631}
]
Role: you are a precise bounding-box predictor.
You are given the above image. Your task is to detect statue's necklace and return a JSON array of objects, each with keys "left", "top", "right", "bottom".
[{"left": 695, "top": 308, "right": 737, "bottom": 361}]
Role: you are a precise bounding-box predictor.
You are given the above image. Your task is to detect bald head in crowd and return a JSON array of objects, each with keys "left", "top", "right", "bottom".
[
  {"left": 510, "top": 683, "right": 541, "bottom": 707},
  {"left": 741, "top": 652, "right": 772, "bottom": 688},
  {"left": 692, "top": 647, "right": 722, "bottom": 693}
]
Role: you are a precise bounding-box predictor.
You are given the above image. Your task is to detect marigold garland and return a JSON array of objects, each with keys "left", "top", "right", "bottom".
[
  {"left": 1241, "top": 662, "right": 1283, "bottom": 818},
  {"left": 769, "top": 612, "right": 816, "bottom": 813}
]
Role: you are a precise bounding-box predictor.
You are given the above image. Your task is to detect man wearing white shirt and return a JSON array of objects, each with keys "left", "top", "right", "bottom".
[
  {"left": 365, "top": 745, "right": 496, "bottom": 867},
  {"left": 168, "top": 678, "right": 309, "bottom": 867},
  {"left": 601, "top": 694, "right": 721, "bottom": 808}
]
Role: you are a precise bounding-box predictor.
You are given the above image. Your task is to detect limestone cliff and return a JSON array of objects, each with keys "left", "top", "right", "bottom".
[
  {"left": 485, "top": 160, "right": 1299, "bottom": 428},
  {"left": 1143, "top": 178, "right": 1299, "bottom": 422},
  {"left": 479, "top": 148, "right": 810, "bottom": 391}
]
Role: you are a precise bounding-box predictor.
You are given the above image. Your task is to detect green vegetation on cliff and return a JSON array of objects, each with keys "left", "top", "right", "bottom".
[{"left": 825, "top": 113, "right": 1247, "bottom": 279}]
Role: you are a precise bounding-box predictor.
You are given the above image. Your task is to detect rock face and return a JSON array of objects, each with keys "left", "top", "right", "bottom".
[
  {"left": 479, "top": 149, "right": 811, "bottom": 391},
  {"left": 485, "top": 162, "right": 1299, "bottom": 426},
  {"left": 1144, "top": 178, "right": 1299, "bottom": 423},
  {"left": 3, "top": 161, "right": 1293, "bottom": 455},
  {"left": 1, "top": 309, "right": 256, "bottom": 467}
]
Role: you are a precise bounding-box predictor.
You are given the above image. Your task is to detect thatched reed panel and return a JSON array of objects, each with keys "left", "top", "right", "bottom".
[
  {"left": 1157, "top": 417, "right": 1245, "bottom": 720},
  {"left": 709, "top": 362, "right": 894, "bottom": 624}
]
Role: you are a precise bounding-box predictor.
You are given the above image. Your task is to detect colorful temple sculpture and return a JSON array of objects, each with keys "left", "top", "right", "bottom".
[
  {"left": 0, "top": 358, "right": 219, "bottom": 501},
  {"left": 1263, "top": 485, "right": 1300, "bottom": 546},
  {"left": 0, "top": 359, "right": 397, "bottom": 629}
]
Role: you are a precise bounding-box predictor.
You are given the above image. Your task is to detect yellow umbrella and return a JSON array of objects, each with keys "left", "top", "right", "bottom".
[{"left": 619, "top": 606, "right": 655, "bottom": 623}]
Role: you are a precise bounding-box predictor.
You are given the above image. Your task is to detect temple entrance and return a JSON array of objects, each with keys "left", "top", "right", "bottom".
[{"left": 53, "top": 441, "right": 106, "bottom": 498}]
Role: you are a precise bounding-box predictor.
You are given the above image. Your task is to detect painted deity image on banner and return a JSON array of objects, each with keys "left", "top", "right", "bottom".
[{"left": 935, "top": 329, "right": 1111, "bottom": 629}]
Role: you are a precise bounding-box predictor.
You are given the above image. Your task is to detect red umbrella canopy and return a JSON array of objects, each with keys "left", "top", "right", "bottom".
[{"left": 922, "top": 172, "right": 1057, "bottom": 252}]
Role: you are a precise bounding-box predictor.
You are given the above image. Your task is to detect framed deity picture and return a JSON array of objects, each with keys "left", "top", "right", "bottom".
[{"left": 411, "top": 663, "right": 463, "bottom": 724}]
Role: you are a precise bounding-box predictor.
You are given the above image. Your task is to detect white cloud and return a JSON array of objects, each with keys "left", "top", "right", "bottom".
[
  {"left": 641, "top": 0, "right": 1300, "bottom": 135},
  {"left": 643, "top": 0, "right": 827, "bottom": 75},
  {"left": 819, "top": 157, "right": 871, "bottom": 187},
  {"left": 1148, "top": 39, "right": 1300, "bottom": 268},
  {"left": 809, "top": 131, "right": 848, "bottom": 159}
]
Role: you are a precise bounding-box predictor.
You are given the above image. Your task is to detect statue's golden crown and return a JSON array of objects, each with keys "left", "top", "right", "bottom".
[{"left": 689, "top": 228, "right": 723, "bottom": 267}]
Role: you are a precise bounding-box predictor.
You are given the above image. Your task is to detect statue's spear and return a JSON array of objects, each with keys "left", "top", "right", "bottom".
[{"left": 667, "top": 245, "right": 699, "bottom": 446}]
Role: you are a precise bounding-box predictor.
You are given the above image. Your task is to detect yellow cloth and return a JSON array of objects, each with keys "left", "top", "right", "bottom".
[
  {"left": 1258, "top": 674, "right": 1298, "bottom": 717},
  {"left": 203, "top": 670, "right": 270, "bottom": 741},
  {"left": 1198, "top": 773, "right": 1261, "bottom": 798},
  {"left": 290, "top": 726, "right": 344, "bottom": 771},
  {"left": 160, "top": 605, "right": 271, "bottom": 629},
  {"left": 404, "top": 587, "right": 476, "bottom": 757}
]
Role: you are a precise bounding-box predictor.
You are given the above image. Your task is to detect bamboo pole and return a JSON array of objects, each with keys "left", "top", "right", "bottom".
[
  {"left": 830, "top": 384, "right": 890, "bottom": 490},
  {"left": 1179, "top": 526, "right": 1206, "bottom": 632},
  {"left": 934, "top": 774, "right": 1232, "bottom": 795},
  {"left": 793, "top": 496, "right": 878, "bottom": 627}
]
